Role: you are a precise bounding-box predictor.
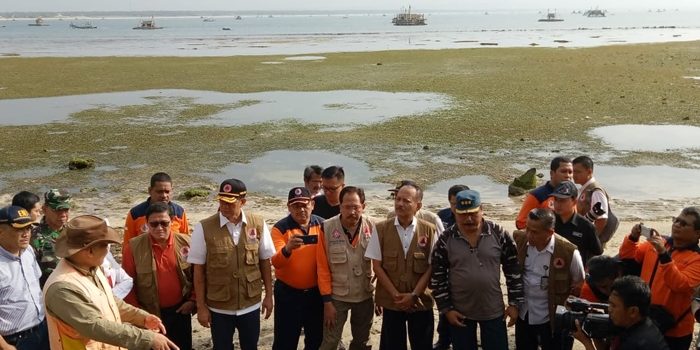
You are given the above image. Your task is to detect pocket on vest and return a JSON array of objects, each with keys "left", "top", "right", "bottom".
[
  {"left": 332, "top": 273, "right": 349, "bottom": 296},
  {"left": 245, "top": 244, "right": 259, "bottom": 265},
  {"left": 553, "top": 273, "right": 569, "bottom": 294},
  {"left": 136, "top": 272, "right": 156, "bottom": 303},
  {"left": 330, "top": 251, "right": 347, "bottom": 264},
  {"left": 412, "top": 252, "right": 428, "bottom": 274},
  {"left": 245, "top": 269, "right": 262, "bottom": 298},
  {"left": 210, "top": 250, "right": 230, "bottom": 268},
  {"left": 207, "top": 276, "right": 230, "bottom": 302},
  {"left": 383, "top": 251, "right": 398, "bottom": 271}
]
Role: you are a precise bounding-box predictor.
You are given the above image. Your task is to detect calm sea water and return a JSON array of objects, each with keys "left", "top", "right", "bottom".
[{"left": 1, "top": 10, "right": 699, "bottom": 56}]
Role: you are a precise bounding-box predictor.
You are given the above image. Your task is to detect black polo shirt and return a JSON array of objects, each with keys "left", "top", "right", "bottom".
[
  {"left": 312, "top": 195, "right": 340, "bottom": 219},
  {"left": 555, "top": 213, "right": 602, "bottom": 265}
]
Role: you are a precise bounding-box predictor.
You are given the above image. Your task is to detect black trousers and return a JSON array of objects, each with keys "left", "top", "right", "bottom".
[
  {"left": 514, "top": 316, "right": 573, "bottom": 350},
  {"left": 210, "top": 308, "right": 260, "bottom": 350},
  {"left": 379, "top": 308, "right": 434, "bottom": 350},
  {"left": 435, "top": 312, "right": 452, "bottom": 347},
  {"left": 272, "top": 280, "right": 323, "bottom": 350},
  {"left": 161, "top": 303, "right": 193, "bottom": 350}
]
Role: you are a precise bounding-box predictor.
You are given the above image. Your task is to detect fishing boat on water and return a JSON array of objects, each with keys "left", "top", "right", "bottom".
[
  {"left": 392, "top": 6, "right": 426, "bottom": 26},
  {"left": 584, "top": 8, "right": 606, "bottom": 17},
  {"left": 70, "top": 21, "right": 97, "bottom": 29},
  {"left": 133, "top": 18, "right": 163, "bottom": 30},
  {"left": 28, "top": 17, "right": 50, "bottom": 26},
  {"left": 538, "top": 10, "right": 564, "bottom": 22}
]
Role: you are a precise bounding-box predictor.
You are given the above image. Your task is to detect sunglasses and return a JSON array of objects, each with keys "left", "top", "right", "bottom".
[{"left": 148, "top": 221, "right": 171, "bottom": 228}]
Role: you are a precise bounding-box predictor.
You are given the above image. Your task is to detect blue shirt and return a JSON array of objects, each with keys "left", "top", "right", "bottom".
[
  {"left": 0, "top": 246, "right": 44, "bottom": 335},
  {"left": 437, "top": 207, "right": 455, "bottom": 229}
]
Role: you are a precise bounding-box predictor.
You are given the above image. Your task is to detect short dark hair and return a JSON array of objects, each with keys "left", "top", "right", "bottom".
[
  {"left": 680, "top": 206, "right": 700, "bottom": 230},
  {"left": 587, "top": 255, "right": 620, "bottom": 283},
  {"left": 321, "top": 166, "right": 345, "bottom": 181},
  {"left": 397, "top": 180, "right": 423, "bottom": 202},
  {"left": 550, "top": 156, "right": 573, "bottom": 172},
  {"left": 145, "top": 202, "right": 170, "bottom": 220},
  {"left": 150, "top": 172, "right": 172, "bottom": 188},
  {"left": 12, "top": 191, "right": 41, "bottom": 212},
  {"left": 572, "top": 156, "right": 594, "bottom": 171},
  {"left": 303, "top": 165, "right": 323, "bottom": 181},
  {"left": 447, "top": 185, "right": 470, "bottom": 200},
  {"left": 528, "top": 208, "right": 555, "bottom": 230},
  {"left": 611, "top": 275, "right": 651, "bottom": 318},
  {"left": 339, "top": 186, "right": 365, "bottom": 204}
]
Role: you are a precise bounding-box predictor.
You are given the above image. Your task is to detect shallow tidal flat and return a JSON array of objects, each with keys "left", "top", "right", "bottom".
[{"left": 1, "top": 42, "right": 699, "bottom": 219}]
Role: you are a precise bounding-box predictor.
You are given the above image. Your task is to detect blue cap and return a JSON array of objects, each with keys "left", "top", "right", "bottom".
[
  {"left": 0, "top": 205, "right": 34, "bottom": 228},
  {"left": 552, "top": 180, "right": 578, "bottom": 199},
  {"left": 454, "top": 190, "right": 481, "bottom": 214}
]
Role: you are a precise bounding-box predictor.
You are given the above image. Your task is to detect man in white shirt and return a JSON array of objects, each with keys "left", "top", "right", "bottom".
[{"left": 572, "top": 156, "right": 619, "bottom": 247}]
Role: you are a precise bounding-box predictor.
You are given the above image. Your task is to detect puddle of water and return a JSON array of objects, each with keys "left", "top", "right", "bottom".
[
  {"left": 428, "top": 175, "right": 510, "bottom": 205},
  {"left": 589, "top": 124, "right": 700, "bottom": 152},
  {"left": 683, "top": 76, "right": 700, "bottom": 80},
  {"left": 284, "top": 56, "right": 327, "bottom": 61},
  {"left": 0, "top": 89, "right": 450, "bottom": 127},
  {"left": 594, "top": 165, "right": 700, "bottom": 201},
  {"left": 205, "top": 150, "right": 390, "bottom": 196},
  {"left": 261, "top": 61, "right": 284, "bottom": 65}
]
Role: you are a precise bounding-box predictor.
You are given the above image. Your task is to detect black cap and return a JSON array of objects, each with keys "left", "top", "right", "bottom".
[
  {"left": 217, "top": 179, "right": 247, "bottom": 203},
  {"left": 0, "top": 205, "right": 35, "bottom": 228},
  {"left": 288, "top": 187, "right": 312, "bottom": 205}
]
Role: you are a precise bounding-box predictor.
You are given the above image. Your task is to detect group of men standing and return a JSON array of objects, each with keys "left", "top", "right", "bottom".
[{"left": 1, "top": 157, "right": 700, "bottom": 350}]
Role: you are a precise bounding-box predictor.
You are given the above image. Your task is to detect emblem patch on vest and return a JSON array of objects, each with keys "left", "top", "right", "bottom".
[
  {"left": 364, "top": 225, "right": 371, "bottom": 238},
  {"left": 333, "top": 229, "right": 341, "bottom": 239},
  {"left": 247, "top": 228, "right": 258, "bottom": 241},
  {"left": 418, "top": 235, "right": 428, "bottom": 248},
  {"left": 180, "top": 245, "right": 190, "bottom": 258},
  {"left": 553, "top": 257, "right": 565, "bottom": 269}
]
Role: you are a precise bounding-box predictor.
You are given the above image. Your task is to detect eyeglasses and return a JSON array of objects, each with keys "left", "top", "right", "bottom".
[
  {"left": 148, "top": 221, "right": 171, "bottom": 228},
  {"left": 323, "top": 185, "right": 343, "bottom": 192},
  {"left": 673, "top": 217, "right": 690, "bottom": 228}
]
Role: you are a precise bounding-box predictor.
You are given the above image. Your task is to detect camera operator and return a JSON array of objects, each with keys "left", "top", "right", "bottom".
[
  {"left": 573, "top": 275, "right": 669, "bottom": 350},
  {"left": 580, "top": 256, "right": 622, "bottom": 303},
  {"left": 618, "top": 207, "right": 700, "bottom": 350}
]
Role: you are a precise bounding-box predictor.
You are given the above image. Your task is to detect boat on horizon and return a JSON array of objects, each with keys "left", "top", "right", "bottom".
[
  {"left": 133, "top": 18, "right": 163, "bottom": 30},
  {"left": 584, "top": 8, "right": 607, "bottom": 17},
  {"left": 70, "top": 21, "right": 97, "bottom": 29},
  {"left": 28, "top": 17, "right": 49, "bottom": 26},
  {"left": 538, "top": 10, "right": 564, "bottom": 22},
  {"left": 392, "top": 6, "right": 426, "bottom": 26}
]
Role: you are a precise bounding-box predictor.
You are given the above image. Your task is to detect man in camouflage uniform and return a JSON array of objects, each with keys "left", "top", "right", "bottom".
[{"left": 31, "top": 189, "right": 72, "bottom": 286}]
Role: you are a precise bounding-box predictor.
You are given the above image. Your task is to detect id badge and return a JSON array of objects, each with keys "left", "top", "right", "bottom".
[{"left": 540, "top": 275, "right": 549, "bottom": 290}]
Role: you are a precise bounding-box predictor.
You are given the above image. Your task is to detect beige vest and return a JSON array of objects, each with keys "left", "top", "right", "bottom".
[
  {"left": 129, "top": 233, "right": 192, "bottom": 316},
  {"left": 322, "top": 215, "right": 375, "bottom": 303},
  {"left": 44, "top": 260, "right": 123, "bottom": 350},
  {"left": 202, "top": 212, "right": 264, "bottom": 311},
  {"left": 374, "top": 218, "right": 435, "bottom": 311},
  {"left": 514, "top": 231, "right": 576, "bottom": 330}
]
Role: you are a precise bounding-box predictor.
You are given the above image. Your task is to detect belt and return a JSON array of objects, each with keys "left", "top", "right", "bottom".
[
  {"left": 3, "top": 321, "right": 43, "bottom": 344},
  {"left": 276, "top": 279, "right": 318, "bottom": 294}
]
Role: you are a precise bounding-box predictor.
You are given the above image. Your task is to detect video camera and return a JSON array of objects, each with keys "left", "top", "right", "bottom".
[{"left": 554, "top": 297, "right": 615, "bottom": 339}]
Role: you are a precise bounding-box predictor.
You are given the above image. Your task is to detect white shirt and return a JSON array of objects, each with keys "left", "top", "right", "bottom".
[
  {"left": 101, "top": 251, "right": 133, "bottom": 300},
  {"left": 187, "top": 210, "right": 275, "bottom": 315},
  {"left": 578, "top": 177, "right": 609, "bottom": 220},
  {"left": 519, "top": 236, "right": 585, "bottom": 325},
  {"left": 365, "top": 217, "right": 438, "bottom": 261}
]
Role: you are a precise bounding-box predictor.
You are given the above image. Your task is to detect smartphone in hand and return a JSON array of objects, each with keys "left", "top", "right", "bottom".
[{"left": 298, "top": 235, "right": 318, "bottom": 245}]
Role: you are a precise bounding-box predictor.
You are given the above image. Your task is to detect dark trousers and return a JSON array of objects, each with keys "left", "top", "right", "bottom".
[
  {"left": 272, "top": 280, "right": 323, "bottom": 350},
  {"left": 665, "top": 335, "right": 692, "bottom": 350},
  {"left": 161, "top": 303, "right": 193, "bottom": 350},
  {"left": 450, "top": 316, "right": 508, "bottom": 350},
  {"left": 515, "top": 316, "right": 573, "bottom": 350},
  {"left": 379, "top": 308, "right": 434, "bottom": 350},
  {"left": 4, "top": 319, "right": 49, "bottom": 350},
  {"left": 211, "top": 309, "right": 260, "bottom": 350},
  {"left": 435, "top": 312, "right": 452, "bottom": 347}
]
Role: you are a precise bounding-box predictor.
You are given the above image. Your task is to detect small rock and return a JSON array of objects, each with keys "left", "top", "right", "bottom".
[
  {"left": 519, "top": 138, "right": 525, "bottom": 141},
  {"left": 683, "top": 117, "right": 690, "bottom": 120},
  {"left": 68, "top": 158, "right": 95, "bottom": 170},
  {"left": 551, "top": 149, "right": 560, "bottom": 153},
  {"left": 536, "top": 173, "right": 545, "bottom": 178},
  {"left": 422, "top": 145, "right": 429, "bottom": 150},
  {"left": 376, "top": 62, "right": 383, "bottom": 65}
]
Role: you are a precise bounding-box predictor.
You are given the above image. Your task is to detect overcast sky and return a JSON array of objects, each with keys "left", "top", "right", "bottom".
[{"left": 2, "top": 0, "right": 699, "bottom": 12}]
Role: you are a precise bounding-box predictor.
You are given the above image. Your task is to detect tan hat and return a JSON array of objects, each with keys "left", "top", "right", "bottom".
[{"left": 55, "top": 215, "right": 120, "bottom": 258}]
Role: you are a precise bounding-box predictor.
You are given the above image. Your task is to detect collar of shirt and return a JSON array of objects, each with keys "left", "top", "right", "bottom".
[
  {"left": 393, "top": 216, "right": 417, "bottom": 229},
  {"left": 149, "top": 230, "right": 174, "bottom": 248},
  {"left": 0, "top": 245, "right": 22, "bottom": 260},
  {"left": 580, "top": 177, "right": 597, "bottom": 191},
  {"left": 556, "top": 213, "right": 580, "bottom": 226},
  {"left": 218, "top": 210, "right": 247, "bottom": 228},
  {"left": 64, "top": 258, "right": 98, "bottom": 277},
  {"left": 340, "top": 216, "right": 362, "bottom": 242},
  {"left": 527, "top": 235, "right": 556, "bottom": 254}
]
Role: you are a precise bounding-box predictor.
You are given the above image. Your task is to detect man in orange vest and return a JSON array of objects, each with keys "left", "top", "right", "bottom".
[{"left": 43, "top": 215, "right": 177, "bottom": 350}]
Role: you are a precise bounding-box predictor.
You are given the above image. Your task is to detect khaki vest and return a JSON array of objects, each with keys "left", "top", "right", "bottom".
[
  {"left": 576, "top": 180, "right": 619, "bottom": 244},
  {"left": 202, "top": 212, "right": 264, "bottom": 311},
  {"left": 374, "top": 218, "right": 435, "bottom": 311},
  {"left": 322, "top": 215, "right": 375, "bottom": 303},
  {"left": 514, "top": 231, "right": 576, "bottom": 329},
  {"left": 129, "top": 233, "right": 192, "bottom": 316},
  {"left": 44, "top": 260, "right": 123, "bottom": 350}
]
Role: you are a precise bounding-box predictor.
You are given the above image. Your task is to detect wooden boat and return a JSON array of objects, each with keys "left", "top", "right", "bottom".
[
  {"left": 538, "top": 10, "right": 564, "bottom": 22},
  {"left": 28, "top": 17, "right": 49, "bottom": 26},
  {"left": 70, "top": 21, "right": 97, "bottom": 29},
  {"left": 133, "top": 18, "right": 163, "bottom": 30}
]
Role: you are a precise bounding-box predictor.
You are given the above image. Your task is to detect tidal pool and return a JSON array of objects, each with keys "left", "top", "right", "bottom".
[
  {"left": 589, "top": 124, "right": 700, "bottom": 152},
  {"left": 0, "top": 89, "right": 450, "bottom": 127},
  {"left": 593, "top": 165, "right": 700, "bottom": 202}
]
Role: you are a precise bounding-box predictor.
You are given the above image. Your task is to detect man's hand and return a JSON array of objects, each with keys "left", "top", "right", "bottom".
[
  {"left": 285, "top": 235, "right": 304, "bottom": 252},
  {"left": 175, "top": 300, "right": 195, "bottom": 315},
  {"left": 445, "top": 310, "right": 467, "bottom": 327},
  {"left": 197, "top": 306, "right": 211, "bottom": 328},
  {"left": 504, "top": 305, "right": 519, "bottom": 327},
  {"left": 144, "top": 314, "right": 166, "bottom": 334},
  {"left": 648, "top": 233, "right": 667, "bottom": 254},
  {"left": 151, "top": 333, "right": 179, "bottom": 350},
  {"left": 630, "top": 223, "right": 643, "bottom": 240},
  {"left": 393, "top": 293, "right": 415, "bottom": 311},
  {"left": 324, "top": 302, "right": 337, "bottom": 329},
  {"left": 261, "top": 294, "right": 273, "bottom": 320},
  {"left": 572, "top": 320, "right": 596, "bottom": 350}
]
